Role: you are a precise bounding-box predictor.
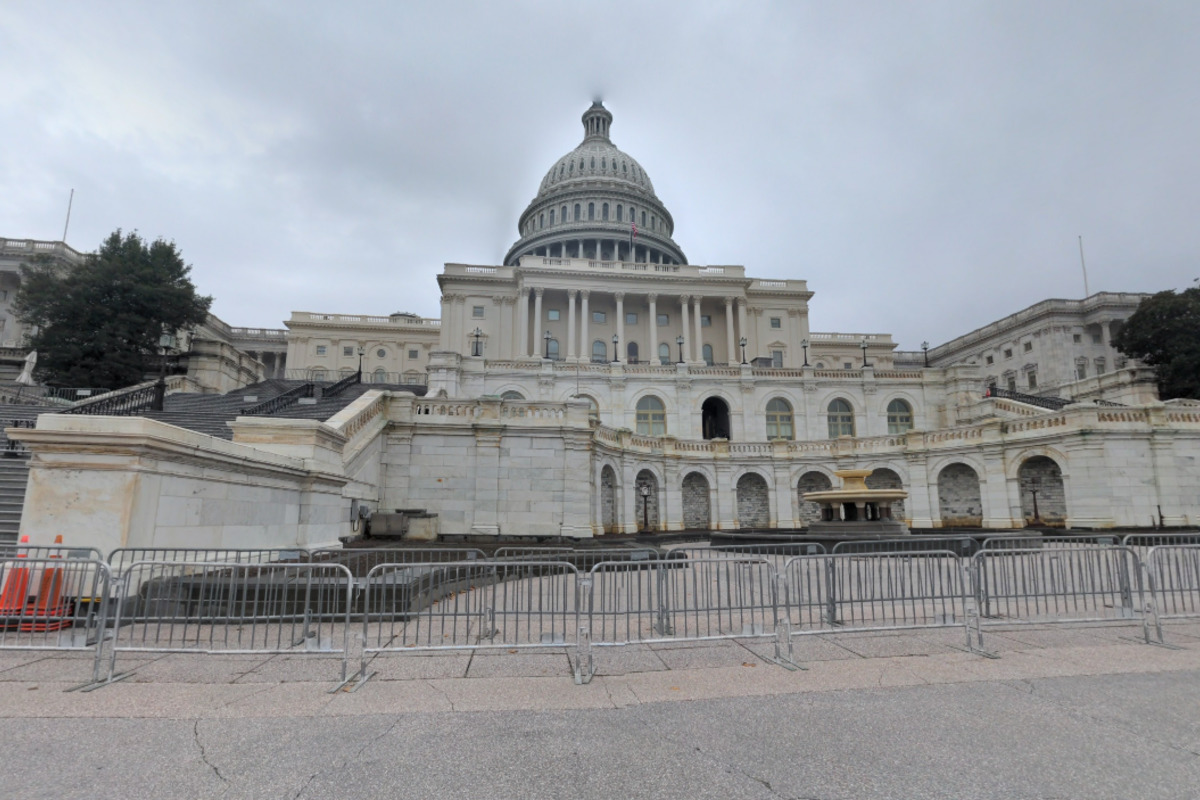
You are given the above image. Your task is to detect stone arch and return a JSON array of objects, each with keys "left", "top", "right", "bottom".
[
  {"left": 701, "top": 395, "right": 731, "bottom": 440},
  {"left": 1017, "top": 456, "right": 1067, "bottom": 526},
  {"left": 633, "top": 469, "right": 660, "bottom": 531},
  {"left": 600, "top": 465, "right": 619, "bottom": 534},
  {"left": 865, "top": 467, "right": 906, "bottom": 523},
  {"left": 736, "top": 472, "right": 771, "bottom": 529},
  {"left": 796, "top": 470, "right": 833, "bottom": 527},
  {"left": 681, "top": 471, "right": 711, "bottom": 530},
  {"left": 937, "top": 462, "right": 983, "bottom": 527}
]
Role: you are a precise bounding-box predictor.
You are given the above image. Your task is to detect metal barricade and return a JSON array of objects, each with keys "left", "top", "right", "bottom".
[
  {"left": 1141, "top": 545, "right": 1200, "bottom": 644},
  {"left": 831, "top": 536, "right": 977, "bottom": 556},
  {"left": 711, "top": 542, "right": 827, "bottom": 556},
  {"left": 1123, "top": 532, "right": 1200, "bottom": 549},
  {"left": 584, "top": 557, "right": 778, "bottom": 649},
  {"left": 96, "top": 561, "right": 354, "bottom": 689},
  {"left": 0, "top": 557, "right": 111, "bottom": 684},
  {"left": 359, "top": 560, "right": 584, "bottom": 683},
  {"left": 307, "top": 546, "right": 485, "bottom": 578},
  {"left": 779, "top": 552, "right": 973, "bottom": 649},
  {"left": 980, "top": 533, "right": 1121, "bottom": 551},
  {"left": 495, "top": 546, "right": 659, "bottom": 572},
  {"left": 971, "top": 546, "right": 1143, "bottom": 644},
  {"left": 107, "top": 547, "right": 309, "bottom": 578},
  {"left": 0, "top": 543, "right": 105, "bottom": 562}
]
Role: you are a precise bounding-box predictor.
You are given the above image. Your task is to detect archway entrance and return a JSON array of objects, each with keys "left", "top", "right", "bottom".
[
  {"left": 1018, "top": 456, "right": 1066, "bottom": 526},
  {"left": 797, "top": 471, "right": 832, "bottom": 527},
  {"left": 866, "top": 468, "right": 906, "bottom": 523},
  {"left": 736, "top": 473, "right": 770, "bottom": 529},
  {"left": 600, "top": 465, "right": 618, "bottom": 534},
  {"left": 701, "top": 397, "right": 730, "bottom": 440},
  {"left": 937, "top": 463, "right": 982, "bottom": 527},
  {"left": 682, "top": 472, "right": 711, "bottom": 529},
  {"left": 635, "top": 469, "right": 660, "bottom": 532}
]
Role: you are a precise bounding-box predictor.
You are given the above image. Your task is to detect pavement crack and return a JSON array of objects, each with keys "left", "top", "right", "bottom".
[
  {"left": 427, "top": 680, "right": 456, "bottom": 711},
  {"left": 192, "top": 719, "right": 228, "bottom": 786}
]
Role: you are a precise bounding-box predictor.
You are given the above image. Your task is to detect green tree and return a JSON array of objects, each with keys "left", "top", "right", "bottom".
[
  {"left": 1112, "top": 286, "right": 1200, "bottom": 400},
  {"left": 14, "top": 230, "right": 213, "bottom": 389}
]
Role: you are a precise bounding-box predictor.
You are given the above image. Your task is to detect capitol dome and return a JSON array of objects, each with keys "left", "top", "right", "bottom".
[{"left": 504, "top": 102, "right": 687, "bottom": 266}]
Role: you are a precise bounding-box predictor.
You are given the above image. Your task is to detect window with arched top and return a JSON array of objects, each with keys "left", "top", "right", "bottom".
[
  {"left": 766, "top": 398, "right": 794, "bottom": 440},
  {"left": 561, "top": 205, "right": 567, "bottom": 222},
  {"left": 702, "top": 344, "right": 714, "bottom": 366},
  {"left": 546, "top": 338, "right": 560, "bottom": 360},
  {"left": 588, "top": 203, "right": 595, "bottom": 221},
  {"left": 659, "top": 343, "right": 671, "bottom": 365},
  {"left": 641, "top": 211, "right": 647, "bottom": 227},
  {"left": 539, "top": 213, "right": 544, "bottom": 229},
  {"left": 574, "top": 204, "right": 581, "bottom": 221},
  {"left": 636, "top": 395, "right": 666, "bottom": 436},
  {"left": 590, "top": 157, "right": 595, "bottom": 169},
  {"left": 602, "top": 203, "right": 609, "bottom": 221},
  {"left": 591, "top": 339, "right": 607, "bottom": 363},
  {"left": 616, "top": 204, "right": 623, "bottom": 222},
  {"left": 549, "top": 210, "right": 555, "bottom": 225},
  {"left": 500, "top": 390, "right": 525, "bottom": 400},
  {"left": 627, "top": 342, "right": 639, "bottom": 363},
  {"left": 886, "top": 399, "right": 913, "bottom": 434},
  {"left": 372, "top": 367, "right": 387, "bottom": 383},
  {"left": 601, "top": 157, "right": 607, "bottom": 170},
  {"left": 827, "top": 398, "right": 855, "bottom": 438}
]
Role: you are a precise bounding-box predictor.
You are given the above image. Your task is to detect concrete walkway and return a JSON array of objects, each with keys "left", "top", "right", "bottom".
[{"left": 2, "top": 621, "right": 1199, "bottom": 798}]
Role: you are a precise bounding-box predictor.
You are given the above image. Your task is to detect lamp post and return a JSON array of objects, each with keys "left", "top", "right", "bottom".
[
  {"left": 153, "top": 331, "right": 176, "bottom": 411},
  {"left": 921, "top": 341, "right": 929, "bottom": 368},
  {"left": 676, "top": 334, "right": 685, "bottom": 364},
  {"left": 356, "top": 346, "right": 365, "bottom": 382},
  {"left": 1029, "top": 477, "right": 1042, "bottom": 525},
  {"left": 612, "top": 333, "right": 619, "bottom": 364},
  {"left": 860, "top": 338, "right": 870, "bottom": 368},
  {"left": 543, "top": 329, "right": 551, "bottom": 359},
  {"left": 739, "top": 336, "right": 747, "bottom": 365},
  {"left": 801, "top": 338, "right": 809, "bottom": 367},
  {"left": 472, "top": 328, "right": 483, "bottom": 358},
  {"left": 639, "top": 483, "right": 651, "bottom": 531}
]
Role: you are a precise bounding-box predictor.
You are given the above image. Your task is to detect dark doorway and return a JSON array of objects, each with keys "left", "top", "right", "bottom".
[{"left": 701, "top": 397, "right": 731, "bottom": 440}]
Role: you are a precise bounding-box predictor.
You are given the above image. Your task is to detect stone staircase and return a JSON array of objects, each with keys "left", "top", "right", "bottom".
[{"left": 0, "top": 404, "right": 46, "bottom": 546}]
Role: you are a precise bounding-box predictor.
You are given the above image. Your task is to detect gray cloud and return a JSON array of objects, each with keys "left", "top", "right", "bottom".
[{"left": 2, "top": 0, "right": 1197, "bottom": 347}]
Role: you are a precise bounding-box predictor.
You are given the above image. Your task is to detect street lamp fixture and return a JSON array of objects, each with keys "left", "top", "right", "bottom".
[
  {"left": 543, "top": 329, "right": 551, "bottom": 359},
  {"left": 860, "top": 338, "right": 870, "bottom": 368},
  {"left": 612, "top": 333, "right": 619, "bottom": 364},
  {"left": 153, "top": 331, "right": 177, "bottom": 411},
  {"left": 921, "top": 341, "right": 930, "bottom": 368},
  {"left": 356, "top": 346, "right": 365, "bottom": 382},
  {"left": 739, "top": 336, "right": 747, "bottom": 365},
  {"left": 801, "top": 338, "right": 810, "bottom": 367},
  {"left": 639, "top": 483, "right": 651, "bottom": 531},
  {"left": 472, "top": 328, "right": 483, "bottom": 358},
  {"left": 676, "top": 335, "right": 685, "bottom": 364}
]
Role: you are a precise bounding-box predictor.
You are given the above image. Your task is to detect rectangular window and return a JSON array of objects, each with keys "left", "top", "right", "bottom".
[
  {"left": 593, "top": 311, "right": 606, "bottom": 323},
  {"left": 1092, "top": 333, "right": 1102, "bottom": 344},
  {"left": 343, "top": 346, "right": 353, "bottom": 357},
  {"left": 1023, "top": 341, "right": 1032, "bottom": 352},
  {"left": 769, "top": 317, "right": 782, "bottom": 329},
  {"left": 626, "top": 312, "right": 638, "bottom": 325},
  {"left": 408, "top": 349, "right": 419, "bottom": 360},
  {"left": 1007, "top": 377, "right": 1017, "bottom": 392},
  {"left": 771, "top": 350, "right": 783, "bottom": 368},
  {"left": 844, "top": 362, "right": 852, "bottom": 370},
  {"left": 1076, "top": 363, "right": 1088, "bottom": 380},
  {"left": 472, "top": 306, "right": 485, "bottom": 318},
  {"left": 985, "top": 355, "right": 994, "bottom": 365},
  {"left": 700, "top": 315, "right": 711, "bottom": 327},
  {"left": 315, "top": 345, "right": 327, "bottom": 356},
  {"left": 656, "top": 313, "right": 669, "bottom": 326},
  {"left": 1028, "top": 372, "right": 1038, "bottom": 389},
  {"left": 1073, "top": 333, "right": 1082, "bottom": 343},
  {"left": 1095, "top": 359, "right": 1106, "bottom": 375},
  {"left": 547, "top": 309, "right": 560, "bottom": 321},
  {"left": 1004, "top": 348, "right": 1013, "bottom": 359}
]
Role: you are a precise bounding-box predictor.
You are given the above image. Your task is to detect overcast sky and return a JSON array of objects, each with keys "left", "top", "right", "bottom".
[{"left": 2, "top": 1, "right": 1197, "bottom": 349}]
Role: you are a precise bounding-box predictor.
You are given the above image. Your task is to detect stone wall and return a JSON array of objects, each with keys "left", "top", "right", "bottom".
[
  {"left": 866, "top": 468, "right": 906, "bottom": 522},
  {"left": 937, "top": 462, "right": 983, "bottom": 527},
  {"left": 797, "top": 471, "right": 832, "bottom": 526},
  {"left": 736, "top": 473, "right": 770, "bottom": 528},
  {"left": 1018, "top": 456, "right": 1066, "bottom": 524},
  {"left": 681, "top": 471, "right": 711, "bottom": 529}
]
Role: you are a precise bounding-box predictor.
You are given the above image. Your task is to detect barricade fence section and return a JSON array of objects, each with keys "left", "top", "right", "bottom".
[
  {"left": 494, "top": 546, "right": 660, "bottom": 572},
  {"left": 779, "top": 552, "right": 973, "bottom": 649},
  {"left": 107, "top": 547, "right": 310, "bottom": 578},
  {"left": 1142, "top": 545, "right": 1200, "bottom": 644},
  {"left": 0, "top": 544, "right": 105, "bottom": 563},
  {"left": 971, "top": 546, "right": 1143, "bottom": 644},
  {"left": 359, "top": 560, "right": 584, "bottom": 683},
  {"left": 308, "top": 546, "right": 486, "bottom": 578},
  {"left": 830, "top": 537, "right": 977, "bottom": 556},
  {"left": 1124, "top": 533, "right": 1200, "bottom": 549},
  {"left": 980, "top": 534, "right": 1122, "bottom": 551},
  {"left": 99, "top": 561, "right": 354, "bottom": 688}
]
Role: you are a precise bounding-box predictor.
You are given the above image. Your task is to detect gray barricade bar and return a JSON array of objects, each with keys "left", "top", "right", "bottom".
[
  {"left": 107, "top": 547, "right": 310, "bottom": 578},
  {"left": 1142, "top": 545, "right": 1200, "bottom": 644}
]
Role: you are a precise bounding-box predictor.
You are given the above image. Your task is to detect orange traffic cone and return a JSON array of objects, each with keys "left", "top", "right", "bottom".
[
  {"left": 21, "top": 535, "right": 71, "bottom": 632},
  {"left": 1, "top": 535, "right": 32, "bottom": 627}
]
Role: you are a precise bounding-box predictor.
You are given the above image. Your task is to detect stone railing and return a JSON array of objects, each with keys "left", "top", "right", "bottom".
[
  {"left": 229, "top": 327, "right": 287, "bottom": 341},
  {"left": 327, "top": 390, "right": 388, "bottom": 460},
  {"left": 0, "top": 238, "right": 85, "bottom": 263},
  {"left": 290, "top": 312, "right": 441, "bottom": 327},
  {"left": 809, "top": 332, "right": 892, "bottom": 343}
]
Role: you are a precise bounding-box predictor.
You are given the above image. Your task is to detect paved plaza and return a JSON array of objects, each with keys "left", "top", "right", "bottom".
[{"left": 1, "top": 621, "right": 1199, "bottom": 799}]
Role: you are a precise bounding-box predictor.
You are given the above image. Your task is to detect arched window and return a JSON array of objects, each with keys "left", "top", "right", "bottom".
[
  {"left": 549, "top": 210, "right": 555, "bottom": 225},
  {"left": 616, "top": 204, "right": 623, "bottom": 222},
  {"left": 627, "top": 342, "right": 639, "bottom": 363},
  {"left": 602, "top": 203, "right": 609, "bottom": 221},
  {"left": 546, "top": 338, "right": 560, "bottom": 360},
  {"left": 658, "top": 343, "right": 670, "bottom": 365},
  {"left": 371, "top": 367, "right": 388, "bottom": 383},
  {"left": 702, "top": 344, "right": 714, "bottom": 366},
  {"left": 590, "top": 157, "right": 595, "bottom": 169},
  {"left": 574, "top": 204, "right": 581, "bottom": 221},
  {"left": 636, "top": 395, "right": 666, "bottom": 436},
  {"left": 561, "top": 205, "right": 567, "bottom": 223},
  {"left": 500, "top": 390, "right": 525, "bottom": 400},
  {"left": 887, "top": 399, "right": 913, "bottom": 434},
  {"left": 641, "top": 211, "right": 647, "bottom": 227},
  {"left": 539, "top": 213, "right": 544, "bottom": 229},
  {"left": 588, "top": 203, "right": 595, "bottom": 221},
  {"left": 827, "top": 398, "right": 855, "bottom": 438},
  {"left": 591, "top": 339, "right": 607, "bottom": 363},
  {"left": 311, "top": 369, "right": 328, "bottom": 381},
  {"left": 766, "top": 398, "right": 794, "bottom": 440}
]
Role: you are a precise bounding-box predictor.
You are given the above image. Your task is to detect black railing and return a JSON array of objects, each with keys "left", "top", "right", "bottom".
[
  {"left": 241, "top": 383, "right": 314, "bottom": 416},
  {"left": 63, "top": 383, "right": 160, "bottom": 416},
  {"left": 323, "top": 371, "right": 360, "bottom": 399},
  {"left": 984, "top": 387, "right": 1070, "bottom": 410}
]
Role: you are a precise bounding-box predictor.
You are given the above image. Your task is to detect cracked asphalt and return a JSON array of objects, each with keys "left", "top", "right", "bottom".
[{"left": 2, "top": 621, "right": 1200, "bottom": 799}]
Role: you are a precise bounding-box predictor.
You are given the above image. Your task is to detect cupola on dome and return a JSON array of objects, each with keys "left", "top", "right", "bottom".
[{"left": 504, "top": 102, "right": 686, "bottom": 267}]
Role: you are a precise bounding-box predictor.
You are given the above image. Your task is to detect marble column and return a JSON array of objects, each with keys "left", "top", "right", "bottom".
[
  {"left": 580, "top": 290, "right": 590, "bottom": 361},
  {"left": 737, "top": 298, "right": 749, "bottom": 362},
  {"left": 567, "top": 290, "right": 577, "bottom": 362},
  {"left": 533, "top": 288, "right": 544, "bottom": 357},
  {"left": 615, "top": 292, "right": 625, "bottom": 363},
  {"left": 724, "top": 296, "right": 736, "bottom": 365},
  {"left": 518, "top": 289, "right": 530, "bottom": 358},
  {"left": 647, "top": 293, "right": 658, "bottom": 365},
  {"left": 692, "top": 296, "right": 703, "bottom": 364},
  {"left": 680, "top": 295, "right": 691, "bottom": 364}
]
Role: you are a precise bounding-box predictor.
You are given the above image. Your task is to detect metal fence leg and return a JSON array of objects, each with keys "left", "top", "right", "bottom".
[
  {"left": 771, "top": 572, "right": 803, "bottom": 670},
  {"left": 653, "top": 566, "right": 673, "bottom": 637},
  {"left": 824, "top": 558, "right": 838, "bottom": 627},
  {"left": 574, "top": 625, "right": 594, "bottom": 685}
]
